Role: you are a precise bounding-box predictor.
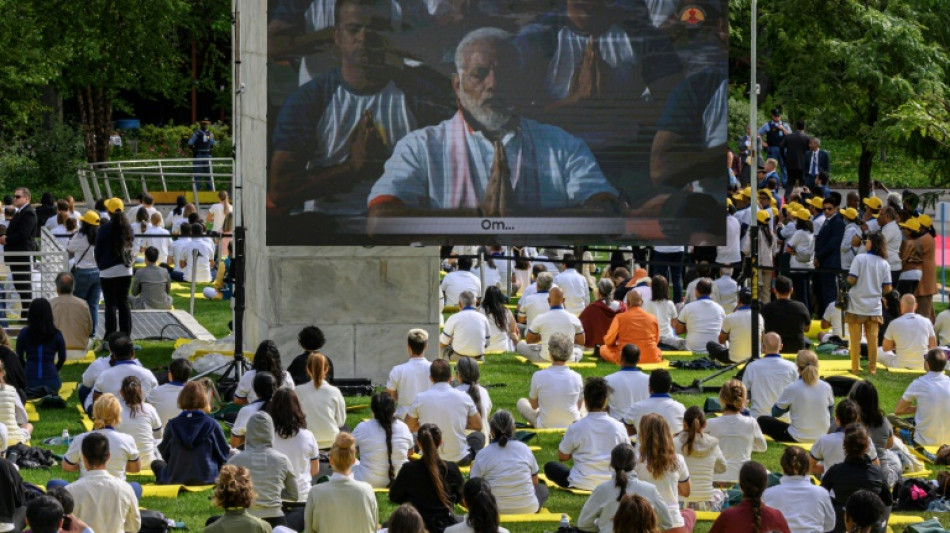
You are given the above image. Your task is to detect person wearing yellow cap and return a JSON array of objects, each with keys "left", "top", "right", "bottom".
[
  {"left": 896, "top": 218, "right": 924, "bottom": 297},
  {"left": 742, "top": 208, "right": 776, "bottom": 303},
  {"left": 912, "top": 214, "right": 938, "bottom": 321},
  {"left": 839, "top": 207, "right": 863, "bottom": 270},
  {"left": 95, "top": 197, "right": 135, "bottom": 341},
  {"left": 805, "top": 195, "right": 826, "bottom": 235},
  {"left": 785, "top": 208, "right": 815, "bottom": 311},
  {"left": 66, "top": 210, "right": 103, "bottom": 340},
  {"left": 861, "top": 196, "right": 883, "bottom": 232}
]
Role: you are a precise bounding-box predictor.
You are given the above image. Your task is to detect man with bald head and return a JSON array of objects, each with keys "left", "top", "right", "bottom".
[
  {"left": 881, "top": 294, "right": 937, "bottom": 370},
  {"left": 368, "top": 27, "right": 618, "bottom": 221},
  {"left": 741, "top": 332, "right": 799, "bottom": 418},
  {"left": 516, "top": 287, "right": 585, "bottom": 362},
  {"left": 600, "top": 291, "right": 662, "bottom": 365}
]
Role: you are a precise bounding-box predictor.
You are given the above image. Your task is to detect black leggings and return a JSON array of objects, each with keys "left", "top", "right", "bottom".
[
  {"left": 543, "top": 461, "right": 572, "bottom": 488},
  {"left": 101, "top": 275, "right": 132, "bottom": 337},
  {"left": 757, "top": 416, "right": 796, "bottom": 442}
]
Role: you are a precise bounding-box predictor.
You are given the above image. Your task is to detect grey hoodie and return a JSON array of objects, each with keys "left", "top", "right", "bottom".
[{"left": 227, "top": 411, "right": 298, "bottom": 518}]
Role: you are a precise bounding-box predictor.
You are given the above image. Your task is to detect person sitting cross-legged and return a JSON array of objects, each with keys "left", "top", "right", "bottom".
[
  {"left": 129, "top": 246, "right": 172, "bottom": 310},
  {"left": 756, "top": 350, "right": 834, "bottom": 443},
  {"left": 600, "top": 291, "right": 662, "bottom": 365},
  {"left": 440, "top": 291, "right": 491, "bottom": 361},
  {"left": 63, "top": 433, "right": 140, "bottom": 533},
  {"left": 894, "top": 347, "right": 950, "bottom": 447},
  {"left": 761, "top": 276, "right": 812, "bottom": 353},
  {"left": 604, "top": 344, "right": 650, "bottom": 423},
  {"left": 706, "top": 288, "right": 764, "bottom": 364},
  {"left": 516, "top": 287, "right": 585, "bottom": 363},
  {"left": 740, "top": 332, "right": 798, "bottom": 419},
  {"left": 204, "top": 465, "right": 273, "bottom": 533},
  {"left": 880, "top": 294, "right": 937, "bottom": 371},
  {"left": 544, "top": 377, "right": 629, "bottom": 490},
  {"left": 385, "top": 328, "right": 432, "bottom": 420},
  {"left": 516, "top": 333, "right": 584, "bottom": 429},
  {"left": 673, "top": 279, "right": 725, "bottom": 354},
  {"left": 621, "top": 369, "right": 685, "bottom": 437}
]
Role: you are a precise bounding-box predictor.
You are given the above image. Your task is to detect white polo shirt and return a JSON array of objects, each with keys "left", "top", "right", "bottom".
[
  {"left": 527, "top": 306, "right": 584, "bottom": 361},
  {"left": 881, "top": 221, "right": 903, "bottom": 271},
  {"left": 529, "top": 365, "right": 583, "bottom": 428},
  {"left": 622, "top": 394, "right": 686, "bottom": 435},
  {"left": 705, "top": 413, "right": 767, "bottom": 483},
  {"left": 847, "top": 253, "right": 891, "bottom": 316},
  {"left": 144, "top": 225, "right": 171, "bottom": 263},
  {"left": 440, "top": 307, "right": 491, "bottom": 357},
  {"left": 774, "top": 379, "right": 834, "bottom": 442},
  {"left": 822, "top": 302, "right": 846, "bottom": 339},
  {"left": 554, "top": 268, "right": 590, "bottom": 315},
  {"left": 741, "top": 355, "right": 799, "bottom": 419},
  {"left": 716, "top": 215, "right": 741, "bottom": 265},
  {"left": 712, "top": 275, "right": 738, "bottom": 313},
  {"left": 720, "top": 307, "right": 764, "bottom": 362},
  {"left": 634, "top": 454, "right": 690, "bottom": 529},
  {"left": 386, "top": 357, "right": 432, "bottom": 419},
  {"left": 233, "top": 370, "right": 295, "bottom": 403},
  {"left": 810, "top": 428, "right": 877, "bottom": 472},
  {"left": 934, "top": 309, "right": 950, "bottom": 346},
  {"left": 762, "top": 476, "right": 836, "bottom": 533},
  {"left": 352, "top": 418, "right": 413, "bottom": 488},
  {"left": 440, "top": 270, "right": 481, "bottom": 308},
  {"left": 559, "top": 412, "right": 630, "bottom": 490},
  {"left": 470, "top": 440, "right": 541, "bottom": 514},
  {"left": 146, "top": 382, "right": 185, "bottom": 427},
  {"left": 884, "top": 313, "right": 936, "bottom": 370},
  {"left": 677, "top": 297, "right": 726, "bottom": 353},
  {"left": 643, "top": 299, "right": 678, "bottom": 339},
  {"left": 902, "top": 372, "right": 950, "bottom": 446},
  {"left": 518, "top": 291, "right": 552, "bottom": 328},
  {"left": 82, "top": 357, "right": 143, "bottom": 410},
  {"left": 92, "top": 360, "right": 159, "bottom": 398},
  {"left": 64, "top": 428, "right": 139, "bottom": 480},
  {"left": 407, "top": 382, "right": 478, "bottom": 462},
  {"left": 604, "top": 368, "right": 650, "bottom": 421}
]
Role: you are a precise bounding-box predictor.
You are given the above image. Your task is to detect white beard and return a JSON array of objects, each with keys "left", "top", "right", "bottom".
[{"left": 459, "top": 90, "right": 512, "bottom": 133}]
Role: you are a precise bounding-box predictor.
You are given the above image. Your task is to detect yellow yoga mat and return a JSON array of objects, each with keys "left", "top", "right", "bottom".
[
  {"left": 25, "top": 403, "right": 39, "bottom": 422},
  {"left": 638, "top": 361, "right": 671, "bottom": 371},
  {"left": 885, "top": 367, "right": 927, "bottom": 375},
  {"left": 64, "top": 351, "right": 95, "bottom": 366},
  {"left": 127, "top": 470, "right": 156, "bottom": 478},
  {"left": 518, "top": 426, "right": 567, "bottom": 434},
  {"left": 60, "top": 382, "right": 78, "bottom": 400},
  {"left": 140, "top": 484, "right": 214, "bottom": 498},
  {"left": 500, "top": 509, "right": 570, "bottom": 523},
  {"left": 513, "top": 356, "right": 596, "bottom": 369}
]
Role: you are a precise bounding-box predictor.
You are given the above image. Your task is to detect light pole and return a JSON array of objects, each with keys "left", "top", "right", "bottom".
[{"left": 749, "top": 0, "right": 761, "bottom": 359}]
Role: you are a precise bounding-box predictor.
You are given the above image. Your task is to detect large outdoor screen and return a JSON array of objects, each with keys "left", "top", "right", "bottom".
[{"left": 266, "top": 0, "right": 728, "bottom": 246}]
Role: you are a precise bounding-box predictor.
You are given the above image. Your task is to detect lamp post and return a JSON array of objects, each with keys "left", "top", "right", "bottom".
[{"left": 749, "top": 0, "right": 761, "bottom": 359}]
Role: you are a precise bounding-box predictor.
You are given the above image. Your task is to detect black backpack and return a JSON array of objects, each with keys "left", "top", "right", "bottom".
[
  {"left": 893, "top": 477, "right": 938, "bottom": 511},
  {"left": 139, "top": 510, "right": 170, "bottom": 533}
]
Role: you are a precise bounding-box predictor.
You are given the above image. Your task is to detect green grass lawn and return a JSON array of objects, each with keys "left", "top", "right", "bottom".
[{"left": 15, "top": 288, "right": 950, "bottom": 533}]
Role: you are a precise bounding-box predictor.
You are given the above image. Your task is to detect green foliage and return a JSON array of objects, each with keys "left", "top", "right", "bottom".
[
  {"left": 113, "top": 122, "right": 232, "bottom": 161},
  {"left": 0, "top": 123, "right": 85, "bottom": 197},
  {"left": 0, "top": 1, "right": 63, "bottom": 129},
  {"left": 727, "top": 86, "right": 768, "bottom": 145}
]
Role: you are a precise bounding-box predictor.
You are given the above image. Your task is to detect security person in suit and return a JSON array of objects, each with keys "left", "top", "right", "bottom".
[
  {"left": 1, "top": 187, "right": 38, "bottom": 316},
  {"left": 188, "top": 119, "right": 217, "bottom": 190},
  {"left": 758, "top": 108, "right": 791, "bottom": 187},
  {"left": 804, "top": 137, "right": 831, "bottom": 190}
]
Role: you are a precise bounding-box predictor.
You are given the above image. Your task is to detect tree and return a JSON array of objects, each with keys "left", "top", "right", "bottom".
[
  {"left": 0, "top": 1, "right": 63, "bottom": 132},
  {"left": 44, "top": 0, "right": 191, "bottom": 162},
  {"left": 760, "top": 0, "right": 946, "bottom": 197}
]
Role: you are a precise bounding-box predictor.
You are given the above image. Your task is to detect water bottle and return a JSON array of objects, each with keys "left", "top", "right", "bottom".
[
  {"left": 61, "top": 428, "right": 70, "bottom": 445},
  {"left": 558, "top": 514, "right": 570, "bottom": 532}
]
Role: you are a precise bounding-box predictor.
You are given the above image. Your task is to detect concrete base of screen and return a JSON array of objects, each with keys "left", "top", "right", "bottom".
[{"left": 235, "top": 0, "right": 441, "bottom": 382}]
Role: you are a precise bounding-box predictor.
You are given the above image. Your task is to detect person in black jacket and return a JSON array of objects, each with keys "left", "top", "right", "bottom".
[
  {"left": 1, "top": 188, "right": 38, "bottom": 317},
  {"left": 94, "top": 198, "right": 135, "bottom": 338},
  {"left": 820, "top": 427, "right": 892, "bottom": 533},
  {"left": 0, "top": 455, "right": 24, "bottom": 533},
  {"left": 34, "top": 192, "right": 57, "bottom": 231},
  {"left": 389, "top": 424, "right": 463, "bottom": 533},
  {"left": 781, "top": 120, "right": 810, "bottom": 191},
  {"left": 813, "top": 192, "right": 845, "bottom": 313}
]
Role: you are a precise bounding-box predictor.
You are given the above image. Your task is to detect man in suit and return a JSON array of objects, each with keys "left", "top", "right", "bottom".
[
  {"left": 782, "top": 120, "right": 810, "bottom": 191},
  {"left": 813, "top": 192, "right": 844, "bottom": 313},
  {"left": 804, "top": 137, "right": 830, "bottom": 190},
  {"left": 1, "top": 188, "right": 38, "bottom": 316}
]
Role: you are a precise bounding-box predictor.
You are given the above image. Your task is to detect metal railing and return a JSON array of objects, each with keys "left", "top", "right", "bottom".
[
  {"left": 77, "top": 158, "right": 234, "bottom": 209},
  {"left": 0, "top": 228, "right": 70, "bottom": 329}
]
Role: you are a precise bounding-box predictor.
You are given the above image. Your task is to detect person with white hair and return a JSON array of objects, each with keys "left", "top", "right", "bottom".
[
  {"left": 439, "top": 291, "right": 491, "bottom": 360},
  {"left": 368, "top": 27, "right": 619, "bottom": 221},
  {"left": 516, "top": 333, "right": 584, "bottom": 429},
  {"left": 516, "top": 287, "right": 585, "bottom": 362},
  {"left": 517, "top": 272, "right": 555, "bottom": 329}
]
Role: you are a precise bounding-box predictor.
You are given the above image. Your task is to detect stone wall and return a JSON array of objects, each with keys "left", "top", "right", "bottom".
[{"left": 236, "top": 0, "right": 441, "bottom": 383}]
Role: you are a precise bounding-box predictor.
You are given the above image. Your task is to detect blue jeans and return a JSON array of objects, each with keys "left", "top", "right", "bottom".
[{"left": 72, "top": 268, "right": 101, "bottom": 338}]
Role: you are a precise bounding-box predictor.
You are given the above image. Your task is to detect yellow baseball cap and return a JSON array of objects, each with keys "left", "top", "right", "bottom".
[
  {"left": 862, "top": 196, "right": 883, "bottom": 210},
  {"left": 807, "top": 196, "right": 824, "bottom": 210},
  {"left": 726, "top": 198, "right": 734, "bottom": 208},
  {"left": 794, "top": 208, "right": 811, "bottom": 221},
  {"left": 900, "top": 218, "right": 921, "bottom": 232},
  {"left": 839, "top": 207, "right": 858, "bottom": 220},
  {"left": 104, "top": 197, "right": 124, "bottom": 214},
  {"left": 756, "top": 209, "right": 770, "bottom": 224},
  {"left": 79, "top": 210, "right": 100, "bottom": 226},
  {"left": 739, "top": 187, "right": 752, "bottom": 198},
  {"left": 918, "top": 214, "right": 933, "bottom": 228},
  {"left": 786, "top": 201, "right": 803, "bottom": 212}
]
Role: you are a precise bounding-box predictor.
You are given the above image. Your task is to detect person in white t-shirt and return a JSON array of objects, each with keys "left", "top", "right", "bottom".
[
  {"left": 543, "top": 377, "right": 629, "bottom": 491},
  {"left": 296, "top": 352, "right": 346, "bottom": 450},
  {"left": 604, "top": 344, "right": 650, "bottom": 422},
  {"left": 642, "top": 275, "right": 687, "bottom": 351},
  {"left": 741, "top": 332, "right": 799, "bottom": 419},
  {"left": 441, "top": 256, "right": 481, "bottom": 309},
  {"left": 168, "top": 223, "right": 191, "bottom": 280},
  {"left": 846, "top": 232, "right": 893, "bottom": 374},
  {"left": 554, "top": 254, "right": 591, "bottom": 315},
  {"left": 712, "top": 267, "right": 739, "bottom": 314},
  {"left": 705, "top": 380, "right": 767, "bottom": 484},
  {"left": 707, "top": 289, "right": 763, "bottom": 364},
  {"left": 895, "top": 348, "right": 950, "bottom": 447},
  {"left": 808, "top": 399, "right": 877, "bottom": 476},
  {"left": 621, "top": 369, "right": 685, "bottom": 437},
  {"left": 233, "top": 341, "right": 295, "bottom": 405},
  {"left": 147, "top": 358, "right": 191, "bottom": 427},
  {"left": 440, "top": 291, "right": 491, "bottom": 360},
  {"left": 406, "top": 359, "right": 483, "bottom": 465},
  {"left": 674, "top": 407, "right": 727, "bottom": 510},
  {"left": 634, "top": 414, "right": 692, "bottom": 531},
  {"left": 116, "top": 376, "right": 163, "bottom": 466},
  {"left": 674, "top": 279, "right": 726, "bottom": 354},
  {"left": 352, "top": 391, "right": 413, "bottom": 488},
  {"left": 143, "top": 213, "right": 171, "bottom": 265},
  {"left": 180, "top": 224, "right": 216, "bottom": 283},
  {"left": 92, "top": 336, "right": 158, "bottom": 404},
  {"left": 879, "top": 207, "right": 903, "bottom": 285},
  {"left": 455, "top": 356, "right": 492, "bottom": 442},
  {"left": 469, "top": 410, "right": 548, "bottom": 514},
  {"left": 820, "top": 301, "right": 849, "bottom": 344},
  {"left": 516, "top": 333, "right": 584, "bottom": 429},
  {"left": 207, "top": 191, "right": 231, "bottom": 235},
  {"left": 385, "top": 329, "right": 433, "bottom": 419},
  {"left": 516, "top": 287, "right": 585, "bottom": 362},
  {"left": 934, "top": 308, "right": 950, "bottom": 346},
  {"left": 268, "top": 388, "right": 320, "bottom": 501},
  {"left": 880, "top": 294, "right": 937, "bottom": 370},
  {"left": 756, "top": 350, "right": 834, "bottom": 443},
  {"left": 62, "top": 394, "right": 141, "bottom": 480},
  {"left": 517, "top": 272, "right": 555, "bottom": 330},
  {"left": 762, "top": 446, "right": 836, "bottom": 533}
]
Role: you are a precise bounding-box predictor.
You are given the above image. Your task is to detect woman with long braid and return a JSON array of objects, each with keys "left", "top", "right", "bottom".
[
  {"left": 709, "top": 461, "right": 790, "bottom": 533},
  {"left": 352, "top": 391, "right": 413, "bottom": 488},
  {"left": 445, "top": 477, "right": 509, "bottom": 533},
  {"left": 456, "top": 356, "right": 492, "bottom": 441},
  {"left": 470, "top": 410, "right": 547, "bottom": 514},
  {"left": 576, "top": 443, "right": 673, "bottom": 533},
  {"left": 390, "top": 423, "right": 464, "bottom": 533}
]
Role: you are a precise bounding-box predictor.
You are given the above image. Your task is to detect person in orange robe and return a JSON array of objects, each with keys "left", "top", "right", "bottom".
[{"left": 600, "top": 291, "right": 662, "bottom": 364}]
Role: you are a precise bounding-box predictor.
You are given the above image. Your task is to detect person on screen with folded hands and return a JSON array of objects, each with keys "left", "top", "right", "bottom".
[
  {"left": 267, "top": 0, "right": 455, "bottom": 217},
  {"left": 367, "top": 27, "right": 619, "bottom": 222}
]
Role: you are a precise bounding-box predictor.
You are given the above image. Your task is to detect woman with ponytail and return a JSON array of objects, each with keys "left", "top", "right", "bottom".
[
  {"left": 444, "top": 477, "right": 509, "bottom": 533},
  {"left": 820, "top": 427, "right": 892, "bottom": 533},
  {"left": 470, "top": 410, "right": 547, "bottom": 514},
  {"left": 95, "top": 198, "right": 135, "bottom": 339},
  {"left": 268, "top": 388, "right": 319, "bottom": 501},
  {"left": 352, "top": 391, "right": 413, "bottom": 488},
  {"left": 757, "top": 350, "right": 834, "bottom": 443},
  {"left": 390, "top": 423, "right": 464, "bottom": 533},
  {"left": 231, "top": 372, "right": 277, "bottom": 447},
  {"left": 456, "top": 357, "right": 492, "bottom": 441},
  {"left": 708, "top": 461, "right": 790, "bottom": 533},
  {"left": 674, "top": 406, "right": 726, "bottom": 510},
  {"left": 234, "top": 340, "right": 294, "bottom": 405},
  {"left": 116, "top": 376, "right": 162, "bottom": 465},
  {"left": 305, "top": 432, "right": 378, "bottom": 533},
  {"left": 297, "top": 351, "right": 346, "bottom": 449},
  {"left": 612, "top": 494, "right": 661, "bottom": 533},
  {"left": 577, "top": 443, "right": 674, "bottom": 533},
  {"left": 62, "top": 394, "right": 141, "bottom": 480},
  {"left": 810, "top": 399, "right": 878, "bottom": 475},
  {"left": 705, "top": 380, "right": 767, "bottom": 484},
  {"left": 763, "top": 447, "right": 836, "bottom": 533}
]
